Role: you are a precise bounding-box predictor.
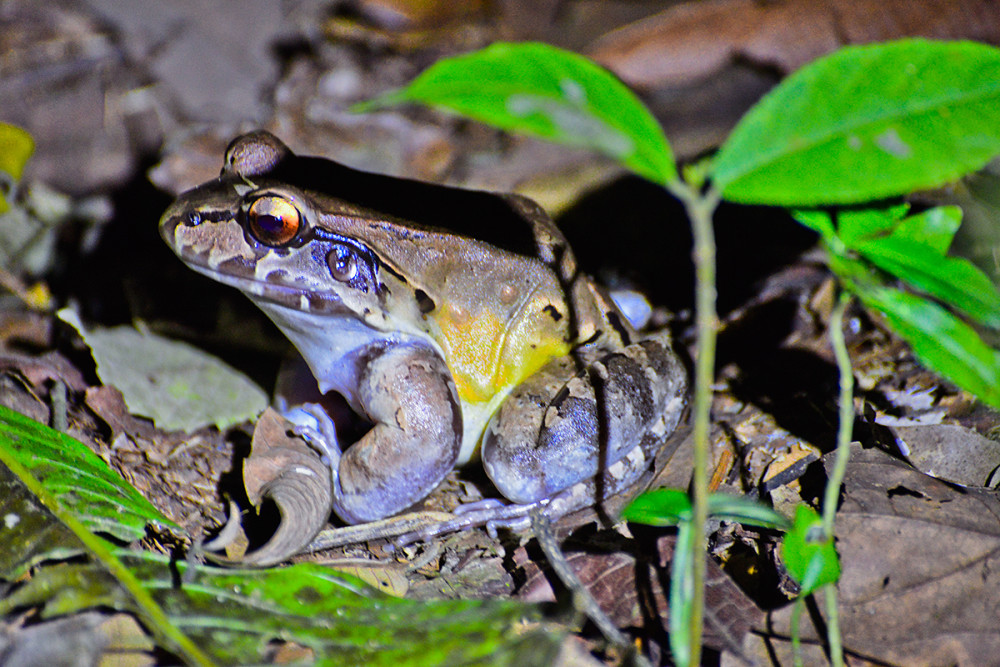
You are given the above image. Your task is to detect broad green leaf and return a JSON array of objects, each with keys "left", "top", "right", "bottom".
[
  {"left": 364, "top": 42, "right": 677, "bottom": 185},
  {"left": 0, "top": 406, "right": 208, "bottom": 665},
  {"left": 0, "top": 407, "right": 559, "bottom": 664},
  {"left": 0, "top": 123, "right": 33, "bottom": 214},
  {"left": 621, "top": 487, "right": 691, "bottom": 526},
  {"left": 624, "top": 489, "right": 790, "bottom": 531},
  {"left": 857, "top": 286, "right": 1000, "bottom": 408},
  {"left": 855, "top": 236, "right": 1000, "bottom": 327},
  {"left": 3, "top": 551, "right": 558, "bottom": 666},
  {"left": 780, "top": 505, "right": 840, "bottom": 594},
  {"left": 706, "top": 495, "right": 791, "bottom": 531},
  {"left": 0, "top": 463, "right": 86, "bottom": 578},
  {"left": 0, "top": 405, "right": 177, "bottom": 550},
  {"left": 794, "top": 203, "right": 909, "bottom": 252},
  {"left": 825, "top": 248, "right": 876, "bottom": 288},
  {"left": 714, "top": 40, "right": 1000, "bottom": 205},
  {"left": 58, "top": 309, "right": 267, "bottom": 432},
  {"left": 791, "top": 209, "right": 839, "bottom": 243},
  {"left": 834, "top": 203, "right": 910, "bottom": 247},
  {"left": 889, "top": 205, "right": 962, "bottom": 254}
]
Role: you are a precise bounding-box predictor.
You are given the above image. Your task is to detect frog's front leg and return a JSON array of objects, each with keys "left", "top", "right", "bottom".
[
  {"left": 483, "top": 331, "right": 686, "bottom": 508},
  {"left": 331, "top": 343, "right": 462, "bottom": 524}
]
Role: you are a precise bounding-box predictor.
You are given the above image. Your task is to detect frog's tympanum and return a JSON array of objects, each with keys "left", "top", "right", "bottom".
[{"left": 161, "top": 131, "right": 686, "bottom": 562}]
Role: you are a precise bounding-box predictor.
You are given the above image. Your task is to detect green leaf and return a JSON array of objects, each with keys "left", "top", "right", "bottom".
[
  {"left": 621, "top": 488, "right": 691, "bottom": 526},
  {"left": 623, "top": 489, "right": 791, "bottom": 531},
  {"left": 0, "top": 405, "right": 177, "bottom": 550},
  {"left": 834, "top": 202, "right": 910, "bottom": 247},
  {"left": 0, "top": 463, "right": 86, "bottom": 578},
  {"left": 58, "top": 308, "right": 268, "bottom": 432},
  {"left": 855, "top": 236, "right": 1000, "bottom": 327},
  {"left": 791, "top": 209, "right": 839, "bottom": 243},
  {"left": 0, "top": 406, "right": 208, "bottom": 665},
  {"left": 4, "top": 551, "right": 558, "bottom": 666},
  {"left": 706, "top": 495, "right": 792, "bottom": 531},
  {"left": 888, "top": 205, "right": 962, "bottom": 254},
  {"left": 857, "top": 286, "right": 1000, "bottom": 408},
  {"left": 364, "top": 42, "right": 677, "bottom": 185},
  {"left": 779, "top": 505, "right": 840, "bottom": 594},
  {"left": 714, "top": 39, "right": 1000, "bottom": 205},
  {"left": 0, "top": 123, "right": 34, "bottom": 214},
  {"left": 825, "top": 247, "right": 876, "bottom": 289},
  {"left": 794, "top": 203, "right": 909, "bottom": 255},
  {"left": 0, "top": 123, "right": 33, "bottom": 182}
]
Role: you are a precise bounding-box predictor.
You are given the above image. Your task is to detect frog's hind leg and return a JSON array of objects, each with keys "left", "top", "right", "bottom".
[{"left": 482, "top": 330, "right": 686, "bottom": 508}]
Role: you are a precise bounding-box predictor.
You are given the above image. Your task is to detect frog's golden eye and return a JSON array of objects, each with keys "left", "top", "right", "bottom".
[{"left": 247, "top": 196, "right": 301, "bottom": 246}]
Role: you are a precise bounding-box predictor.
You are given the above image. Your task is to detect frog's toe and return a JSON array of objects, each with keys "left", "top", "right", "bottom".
[
  {"left": 279, "top": 400, "right": 341, "bottom": 466},
  {"left": 393, "top": 500, "right": 540, "bottom": 547}
]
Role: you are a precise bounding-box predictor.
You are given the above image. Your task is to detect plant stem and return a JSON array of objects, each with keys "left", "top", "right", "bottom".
[
  {"left": 669, "top": 182, "right": 721, "bottom": 665},
  {"left": 790, "top": 597, "right": 804, "bottom": 667},
  {"left": 820, "top": 291, "right": 852, "bottom": 667},
  {"left": 823, "top": 292, "right": 854, "bottom": 535},
  {"left": 824, "top": 582, "right": 844, "bottom": 667}
]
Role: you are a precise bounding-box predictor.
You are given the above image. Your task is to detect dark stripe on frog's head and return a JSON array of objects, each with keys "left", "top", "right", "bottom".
[{"left": 260, "top": 154, "right": 542, "bottom": 259}]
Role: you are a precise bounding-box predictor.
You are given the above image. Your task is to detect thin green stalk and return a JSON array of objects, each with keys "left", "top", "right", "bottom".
[
  {"left": 790, "top": 597, "right": 804, "bottom": 667},
  {"left": 823, "top": 292, "right": 854, "bottom": 534},
  {"left": 669, "top": 182, "right": 721, "bottom": 665},
  {"left": 819, "top": 291, "right": 852, "bottom": 667},
  {"left": 824, "top": 582, "right": 843, "bottom": 667}
]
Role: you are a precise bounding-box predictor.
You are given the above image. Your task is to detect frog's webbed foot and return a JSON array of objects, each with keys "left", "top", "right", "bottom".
[{"left": 392, "top": 498, "right": 545, "bottom": 548}]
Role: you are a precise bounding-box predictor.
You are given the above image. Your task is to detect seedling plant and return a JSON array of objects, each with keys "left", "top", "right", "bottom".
[{"left": 369, "top": 39, "right": 1000, "bottom": 665}]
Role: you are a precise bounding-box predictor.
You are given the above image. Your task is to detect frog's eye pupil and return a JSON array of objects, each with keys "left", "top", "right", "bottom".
[
  {"left": 247, "top": 196, "right": 300, "bottom": 246},
  {"left": 328, "top": 246, "right": 358, "bottom": 283}
]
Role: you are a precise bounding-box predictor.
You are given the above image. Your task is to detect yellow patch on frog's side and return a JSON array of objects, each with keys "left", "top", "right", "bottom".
[{"left": 434, "top": 305, "right": 569, "bottom": 404}]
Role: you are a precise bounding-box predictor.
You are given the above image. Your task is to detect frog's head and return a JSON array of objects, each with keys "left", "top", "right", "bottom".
[{"left": 159, "top": 131, "right": 431, "bottom": 336}]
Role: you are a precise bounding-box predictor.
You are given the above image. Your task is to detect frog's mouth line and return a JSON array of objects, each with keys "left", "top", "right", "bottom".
[{"left": 183, "top": 261, "right": 350, "bottom": 316}]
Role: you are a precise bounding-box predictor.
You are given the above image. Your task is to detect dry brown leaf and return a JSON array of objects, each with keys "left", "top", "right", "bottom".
[
  {"left": 324, "top": 558, "right": 411, "bottom": 597},
  {"left": 740, "top": 443, "right": 1000, "bottom": 665},
  {"left": 84, "top": 385, "right": 159, "bottom": 444},
  {"left": 0, "top": 349, "right": 87, "bottom": 394},
  {"left": 590, "top": 0, "right": 1000, "bottom": 90},
  {"left": 588, "top": 0, "right": 1000, "bottom": 156},
  {"left": 519, "top": 529, "right": 763, "bottom": 658},
  {"left": 894, "top": 423, "right": 1000, "bottom": 488},
  {"left": 0, "top": 309, "right": 51, "bottom": 348}
]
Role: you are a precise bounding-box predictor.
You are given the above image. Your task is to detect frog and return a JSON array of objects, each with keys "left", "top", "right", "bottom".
[{"left": 160, "top": 130, "right": 687, "bottom": 560}]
